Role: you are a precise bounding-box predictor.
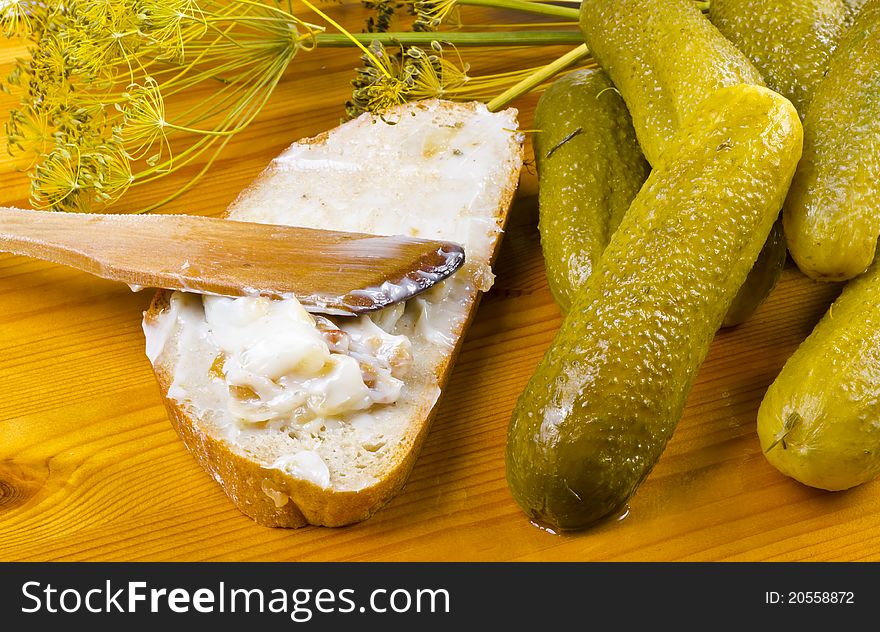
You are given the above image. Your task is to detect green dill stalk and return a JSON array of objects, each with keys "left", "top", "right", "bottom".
[
  {"left": 453, "top": 0, "right": 580, "bottom": 20},
  {"left": 316, "top": 31, "right": 584, "bottom": 47},
  {"left": 487, "top": 43, "right": 591, "bottom": 111}
]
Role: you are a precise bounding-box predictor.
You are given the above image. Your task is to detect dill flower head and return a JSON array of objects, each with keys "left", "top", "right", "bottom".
[
  {"left": 346, "top": 42, "right": 413, "bottom": 119},
  {"left": 346, "top": 40, "right": 470, "bottom": 119},
  {"left": 119, "top": 78, "right": 170, "bottom": 166},
  {"left": 0, "top": 0, "right": 39, "bottom": 38},
  {"left": 411, "top": 0, "right": 461, "bottom": 31},
  {"left": 1, "top": 0, "right": 317, "bottom": 213},
  {"left": 405, "top": 43, "right": 470, "bottom": 99},
  {"left": 30, "top": 140, "right": 132, "bottom": 212},
  {"left": 345, "top": 36, "right": 565, "bottom": 119},
  {"left": 5, "top": 104, "right": 52, "bottom": 166}
]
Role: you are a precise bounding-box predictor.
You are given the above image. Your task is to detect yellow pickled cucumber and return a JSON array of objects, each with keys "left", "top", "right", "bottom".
[
  {"left": 505, "top": 85, "right": 803, "bottom": 531},
  {"left": 722, "top": 217, "right": 787, "bottom": 328},
  {"left": 709, "top": 0, "right": 848, "bottom": 116},
  {"left": 534, "top": 68, "right": 650, "bottom": 312},
  {"left": 844, "top": 0, "right": 869, "bottom": 23},
  {"left": 579, "top": 0, "right": 763, "bottom": 167},
  {"left": 758, "top": 258, "right": 880, "bottom": 491},
  {"left": 578, "top": 0, "right": 783, "bottom": 326},
  {"left": 783, "top": 0, "right": 880, "bottom": 282}
]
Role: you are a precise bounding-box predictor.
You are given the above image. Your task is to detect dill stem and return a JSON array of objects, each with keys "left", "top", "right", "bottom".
[
  {"left": 134, "top": 48, "right": 293, "bottom": 204},
  {"left": 228, "top": 0, "right": 298, "bottom": 20},
  {"left": 315, "top": 31, "right": 584, "bottom": 47},
  {"left": 464, "top": 21, "right": 579, "bottom": 29},
  {"left": 458, "top": 0, "right": 580, "bottom": 20},
  {"left": 157, "top": 22, "right": 240, "bottom": 95},
  {"left": 147, "top": 47, "right": 292, "bottom": 208},
  {"left": 174, "top": 65, "right": 270, "bottom": 125},
  {"left": 135, "top": 135, "right": 234, "bottom": 213},
  {"left": 299, "top": 0, "right": 391, "bottom": 77},
  {"left": 486, "top": 42, "right": 591, "bottom": 111}
]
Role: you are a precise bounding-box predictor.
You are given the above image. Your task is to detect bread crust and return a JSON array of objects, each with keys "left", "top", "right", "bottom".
[{"left": 143, "top": 100, "right": 523, "bottom": 527}]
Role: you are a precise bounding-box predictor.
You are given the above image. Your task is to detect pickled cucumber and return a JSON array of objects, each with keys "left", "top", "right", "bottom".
[
  {"left": 579, "top": 0, "right": 763, "bottom": 167},
  {"left": 505, "top": 85, "right": 803, "bottom": 531},
  {"left": 844, "top": 0, "right": 869, "bottom": 23},
  {"left": 576, "top": 0, "right": 783, "bottom": 326},
  {"left": 722, "top": 217, "right": 787, "bottom": 328},
  {"left": 535, "top": 67, "right": 784, "bottom": 327},
  {"left": 534, "top": 68, "right": 650, "bottom": 313},
  {"left": 783, "top": 0, "right": 880, "bottom": 282},
  {"left": 758, "top": 258, "right": 880, "bottom": 491},
  {"left": 709, "top": 0, "right": 848, "bottom": 116}
]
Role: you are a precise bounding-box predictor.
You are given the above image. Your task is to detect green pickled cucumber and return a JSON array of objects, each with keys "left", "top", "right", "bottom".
[
  {"left": 534, "top": 68, "right": 650, "bottom": 313},
  {"left": 579, "top": 0, "right": 764, "bottom": 168},
  {"left": 758, "top": 258, "right": 880, "bottom": 491},
  {"left": 506, "top": 85, "right": 803, "bottom": 531},
  {"left": 576, "top": 0, "right": 783, "bottom": 326},
  {"left": 783, "top": 0, "right": 880, "bottom": 282},
  {"left": 709, "top": 0, "right": 848, "bottom": 116},
  {"left": 535, "top": 67, "right": 784, "bottom": 327}
]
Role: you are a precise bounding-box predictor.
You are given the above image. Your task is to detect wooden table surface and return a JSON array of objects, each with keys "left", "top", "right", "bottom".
[{"left": 2, "top": 6, "right": 879, "bottom": 562}]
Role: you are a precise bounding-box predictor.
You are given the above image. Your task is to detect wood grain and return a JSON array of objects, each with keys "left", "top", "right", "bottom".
[{"left": 2, "top": 7, "right": 879, "bottom": 562}]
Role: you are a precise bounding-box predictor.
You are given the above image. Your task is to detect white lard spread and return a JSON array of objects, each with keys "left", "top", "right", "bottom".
[{"left": 202, "top": 295, "right": 412, "bottom": 425}]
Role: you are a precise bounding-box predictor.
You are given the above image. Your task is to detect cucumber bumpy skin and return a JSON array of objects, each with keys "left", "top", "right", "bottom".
[
  {"left": 721, "top": 217, "right": 787, "bottom": 328},
  {"left": 707, "top": 0, "right": 845, "bottom": 319},
  {"left": 758, "top": 258, "right": 880, "bottom": 492},
  {"left": 709, "top": 0, "right": 848, "bottom": 116},
  {"left": 534, "top": 68, "right": 650, "bottom": 313},
  {"left": 783, "top": 0, "right": 880, "bottom": 282},
  {"left": 577, "top": 0, "right": 784, "bottom": 327},
  {"left": 578, "top": 0, "right": 763, "bottom": 168},
  {"left": 505, "top": 85, "right": 803, "bottom": 531},
  {"left": 534, "top": 68, "right": 785, "bottom": 328},
  {"left": 844, "top": 0, "right": 869, "bottom": 24}
]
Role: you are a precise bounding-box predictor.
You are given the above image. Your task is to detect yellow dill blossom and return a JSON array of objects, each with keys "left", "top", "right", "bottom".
[
  {"left": 31, "top": 135, "right": 134, "bottom": 211},
  {"left": 2, "top": 0, "right": 321, "bottom": 212},
  {"left": 30, "top": 144, "right": 89, "bottom": 211},
  {"left": 346, "top": 38, "right": 585, "bottom": 118},
  {"left": 359, "top": 76, "right": 411, "bottom": 117},
  {"left": 2, "top": 0, "right": 598, "bottom": 212},
  {"left": 347, "top": 42, "right": 412, "bottom": 119},
  {"left": 119, "top": 78, "right": 170, "bottom": 166},
  {"left": 347, "top": 41, "right": 490, "bottom": 117},
  {"left": 411, "top": 0, "right": 461, "bottom": 31},
  {"left": 5, "top": 104, "right": 52, "bottom": 166},
  {"left": 90, "top": 141, "right": 135, "bottom": 203},
  {"left": 0, "top": 1, "right": 41, "bottom": 38},
  {"left": 139, "top": 0, "right": 207, "bottom": 62},
  {"left": 405, "top": 43, "right": 470, "bottom": 100}
]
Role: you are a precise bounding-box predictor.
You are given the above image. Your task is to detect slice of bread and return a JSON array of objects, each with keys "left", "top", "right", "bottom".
[{"left": 142, "top": 100, "right": 524, "bottom": 527}]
